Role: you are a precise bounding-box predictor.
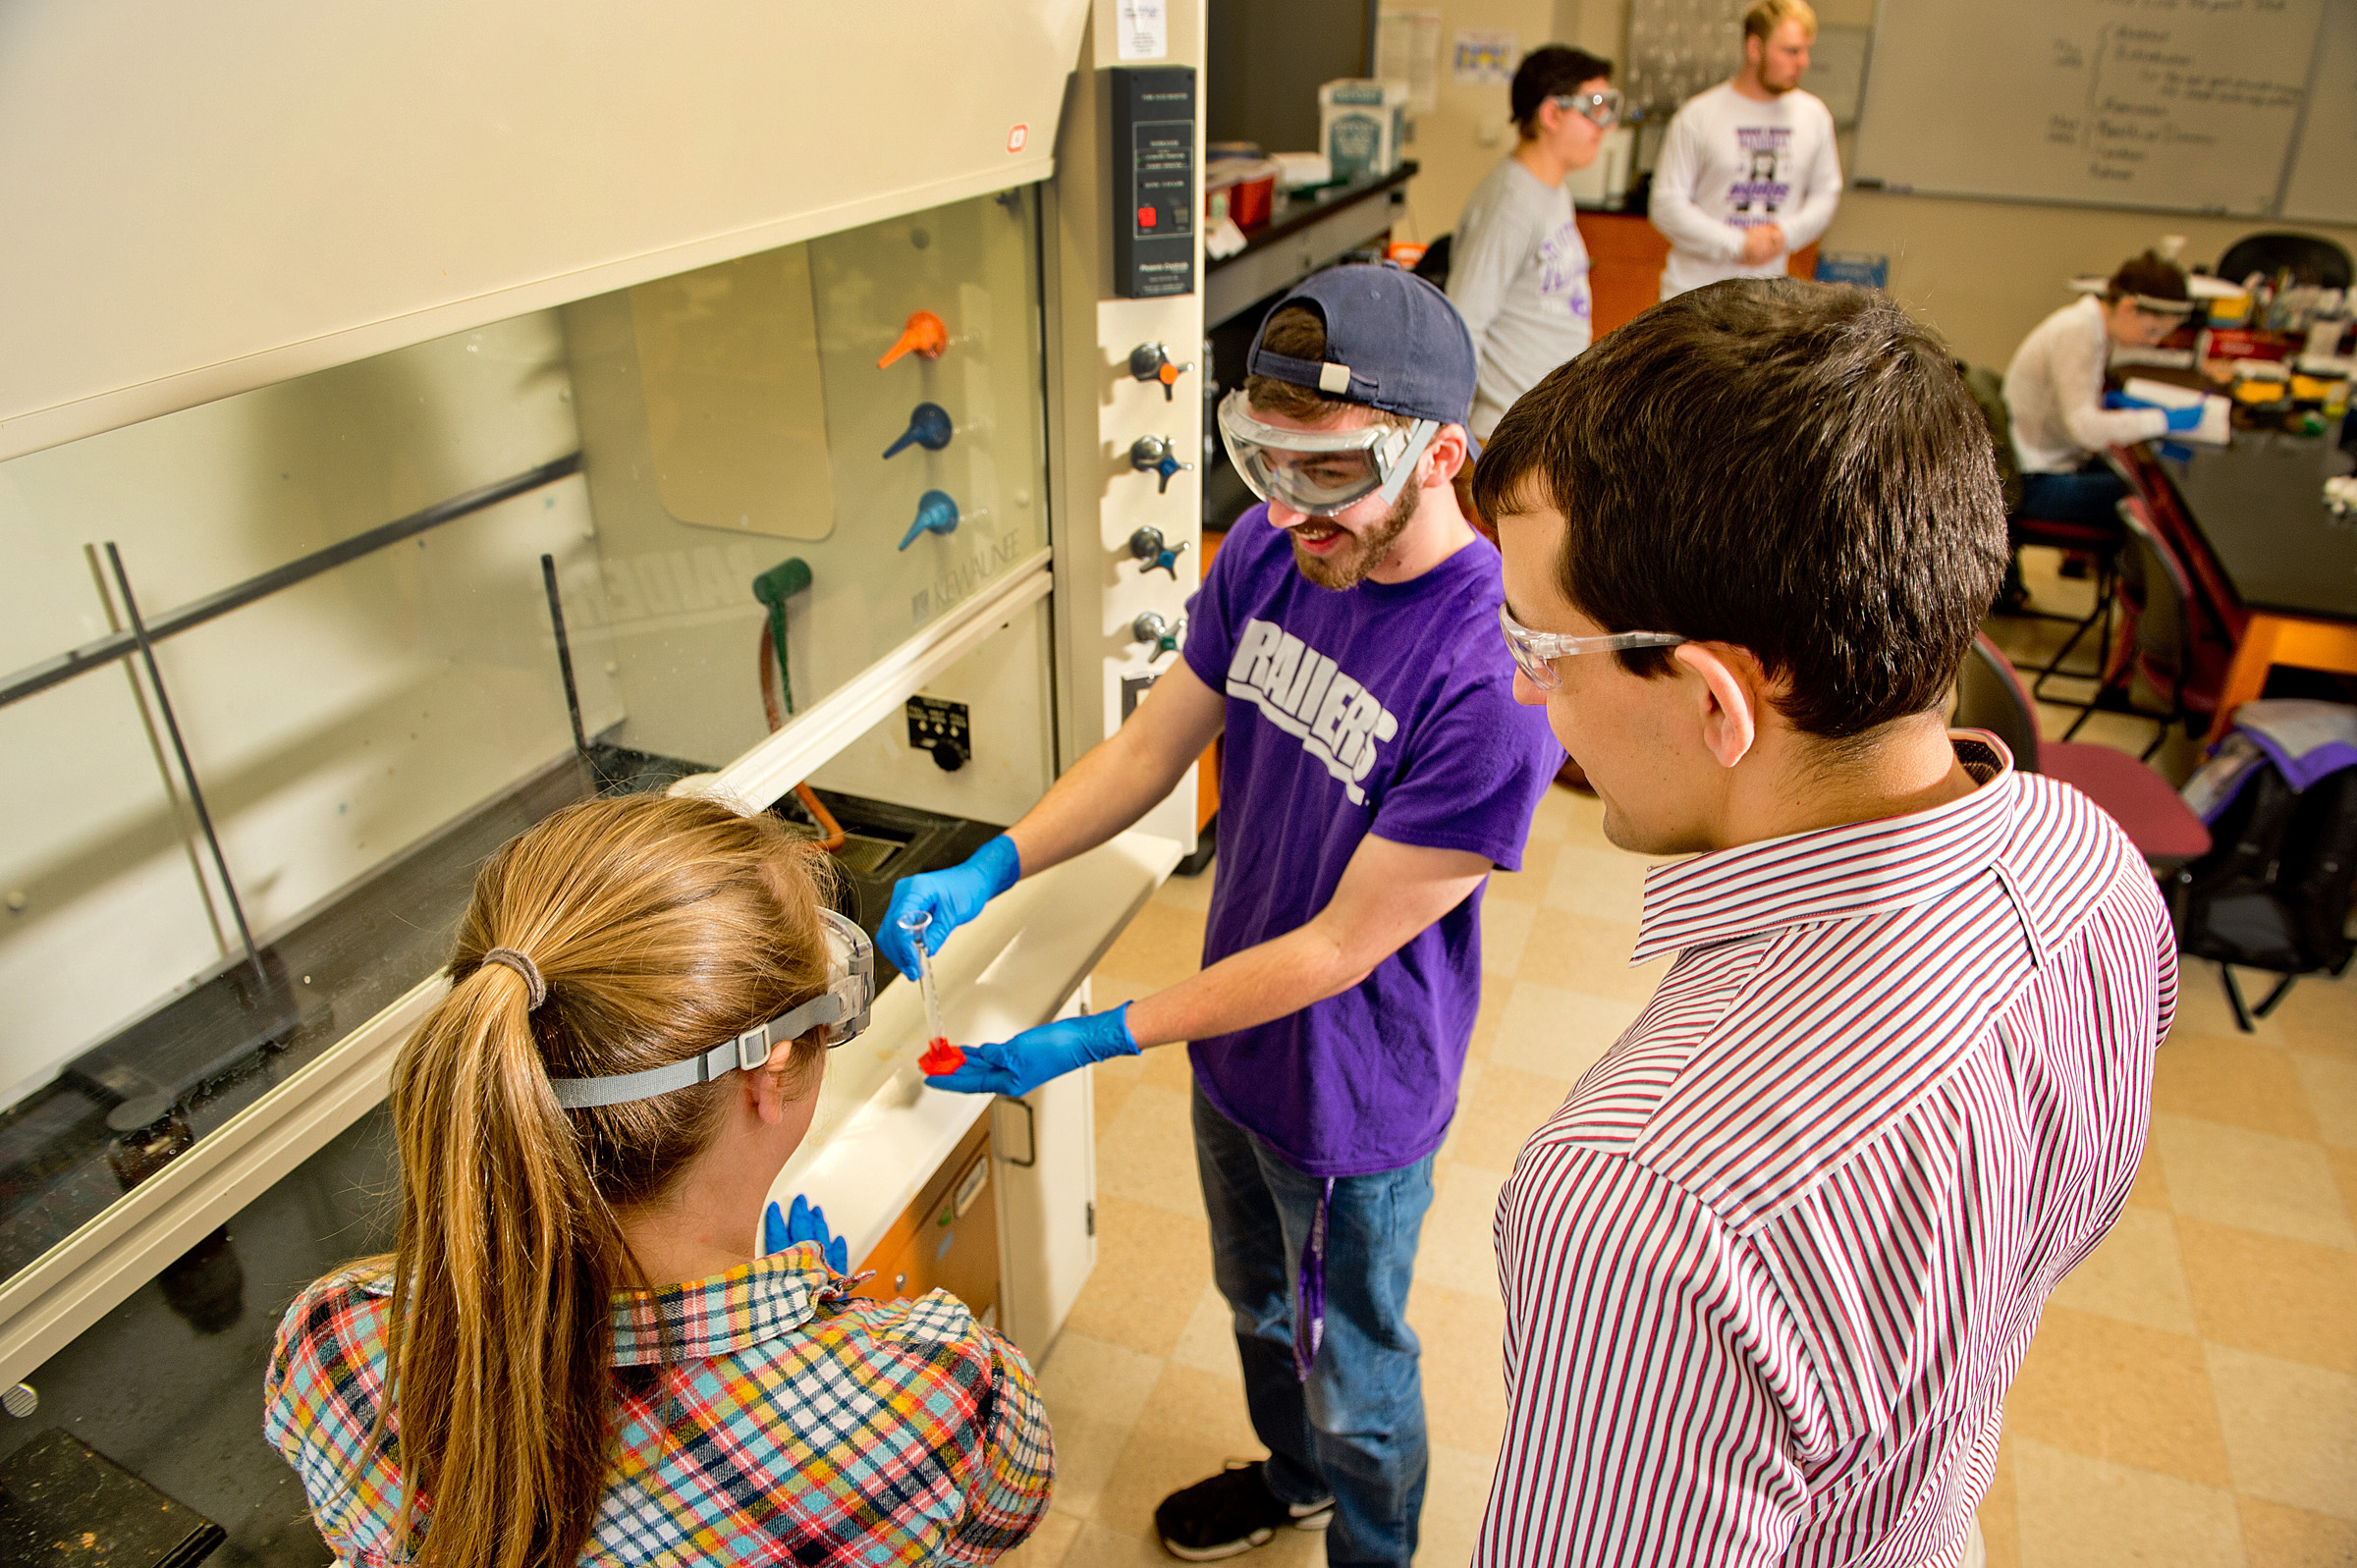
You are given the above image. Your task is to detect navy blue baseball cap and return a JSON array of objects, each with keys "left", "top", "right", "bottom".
[{"left": 1245, "top": 262, "right": 1478, "bottom": 428}]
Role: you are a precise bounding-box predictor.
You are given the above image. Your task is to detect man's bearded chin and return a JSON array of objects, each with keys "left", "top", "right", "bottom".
[{"left": 1289, "top": 483, "right": 1419, "bottom": 589}]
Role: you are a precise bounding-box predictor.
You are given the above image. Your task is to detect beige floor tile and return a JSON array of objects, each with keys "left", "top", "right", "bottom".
[
  {"left": 1061, "top": 1194, "right": 1212, "bottom": 1360},
  {"left": 2149, "top": 1113, "right": 2356, "bottom": 1252},
  {"left": 1405, "top": 1276, "right": 1509, "bottom": 1455},
  {"left": 2001, "top": 1306, "right": 2232, "bottom": 1487},
  {"left": 1096, "top": 1081, "right": 1208, "bottom": 1219},
  {"left": 1466, "top": 970, "right": 1516, "bottom": 1061},
  {"left": 2290, "top": 1052, "right": 2357, "bottom": 1152},
  {"left": 1033, "top": 1330, "right": 1166, "bottom": 1522},
  {"left": 2171, "top": 963, "right": 2292, "bottom": 1047},
  {"left": 2269, "top": 976, "right": 2357, "bottom": 1067},
  {"left": 1979, "top": 1434, "right": 2020, "bottom": 1568},
  {"left": 1137, "top": 1040, "right": 1197, "bottom": 1094},
  {"left": 1419, "top": 1439, "right": 1502, "bottom": 1566},
  {"left": 2008, "top": 1435, "right": 2247, "bottom": 1568},
  {"left": 2237, "top": 1496, "right": 2357, "bottom": 1568},
  {"left": 1485, "top": 980, "right": 1643, "bottom": 1082},
  {"left": 2176, "top": 1217, "right": 2357, "bottom": 1377},
  {"left": 996, "top": 1506, "right": 1082, "bottom": 1567},
  {"left": 2334, "top": 1148, "right": 2357, "bottom": 1229},
  {"left": 2126, "top": 1137, "right": 2174, "bottom": 1213},
  {"left": 1481, "top": 894, "right": 1536, "bottom": 977},
  {"left": 1092, "top": 1054, "right": 1139, "bottom": 1139},
  {"left": 1057, "top": 1519, "right": 1203, "bottom": 1566},
  {"left": 2208, "top": 1345, "right": 2357, "bottom": 1523},
  {"left": 1169, "top": 1282, "right": 1243, "bottom": 1383},
  {"left": 1526, "top": 783, "right": 1587, "bottom": 845},
  {"left": 1445, "top": 1060, "right": 1577, "bottom": 1173},
  {"left": 1488, "top": 838, "right": 1562, "bottom": 905},
  {"left": 2153, "top": 1031, "right": 2324, "bottom": 1142},
  {"left": 1540, "top": 842, "right": 1654, "bottom": 924},
  {"left": 1092, "top": 900, "right": 1211, "bottom": 994},
  {"left": 1513, "top": 907, "right": 1664, "bottom": 1006},
  {"left": 2046, "top": 1205, "right": 2197, "bottom": 1334},
  {"left": 1093, "top": 1363, "right": 1299, "bottom": 1546},
  {"left": 1419, "top": 1163, "right": 1511, "bottom": 1295}
]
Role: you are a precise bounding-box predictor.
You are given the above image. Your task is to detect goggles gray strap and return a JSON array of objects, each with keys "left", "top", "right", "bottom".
[{"left": 547, "top": 993, "right": 845, "bottom": 1109}]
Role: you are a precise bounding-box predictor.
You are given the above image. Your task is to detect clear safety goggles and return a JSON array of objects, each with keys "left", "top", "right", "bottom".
[
  {"left": 1551, "top": 87, "right": 1622, "bottom": 129},
  {"left": 1217, "top": 390, "right": 1441, "bottom": 519},
  {"left": 547, "top": 907, "right": 875, "bottom": 1109},
  {"left": 1500, "top": 604, "right": 1683, "bottom": 690}
]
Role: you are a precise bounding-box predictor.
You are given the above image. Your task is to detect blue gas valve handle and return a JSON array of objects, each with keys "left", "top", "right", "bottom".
[
  {"left": 1154, "top": 453, "right": 1193, "bottom": 494},
  {"left": 898, "top": 489, "right": 960, "bottom": 550},
  {"left": 884, "top": 403, "right": 955, "bottom": 460},
  {"left": 1127, "top": 526, "right": 1191, "bottom": 579}
]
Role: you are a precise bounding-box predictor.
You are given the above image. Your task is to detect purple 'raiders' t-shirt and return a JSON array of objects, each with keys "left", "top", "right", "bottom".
[{"left": 1182, "top": 504, "right": 1562, "bottom": 1176}]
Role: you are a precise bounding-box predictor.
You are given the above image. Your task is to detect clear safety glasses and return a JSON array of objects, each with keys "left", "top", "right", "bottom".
[
  {"left": 1499, "top": 604, "right": 1683, "bottom": 690},
  {"left": 1217, "top": 390, "right": 1441, "bottom": 519},
  {"left": 1551, "top": 87, "right": 1622, "bottom": 129}
]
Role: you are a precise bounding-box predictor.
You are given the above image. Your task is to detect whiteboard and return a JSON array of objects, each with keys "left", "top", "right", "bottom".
[
  {"left": 1853, "top": 0, "right": 2326, "bottom": 215},
  {"left": 2281, "top": 0, "right": 2357, "bottom": 224}
]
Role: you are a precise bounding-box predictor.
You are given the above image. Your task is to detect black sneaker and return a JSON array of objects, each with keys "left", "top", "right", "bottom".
[{"left": 1155, "top": 1459, "right": 1334, "bottom": 1561}]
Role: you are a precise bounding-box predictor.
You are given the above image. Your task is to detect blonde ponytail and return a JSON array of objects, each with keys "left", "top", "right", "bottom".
[{"left": 368, "top": 794, "right": 834, "bottom": 1568}]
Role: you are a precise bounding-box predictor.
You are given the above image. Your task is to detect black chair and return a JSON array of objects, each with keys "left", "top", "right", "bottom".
[
  {"left": 2060, "top": 496, "right": 2199, "bottom": 759},
  {"left": 2215, "top": 232, "right": 2353, "bottom": 290},
  {"left": 1411, "top": 233, "right": 1452, "bottom": 292}
]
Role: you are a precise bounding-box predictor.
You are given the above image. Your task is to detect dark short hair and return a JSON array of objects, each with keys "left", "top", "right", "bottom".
[
  {"left": 1244, "top": 306, "right": 1414, "bottom": 430},
  {"left": 1472, "top": 279, "right": 2006, "bottom": 739},
  {"left": 1511, "top": 46, "right": 1614, "bottom": 135},
  {"left": 2105, "top": 249, "right": 2189, "bottom": 307}
]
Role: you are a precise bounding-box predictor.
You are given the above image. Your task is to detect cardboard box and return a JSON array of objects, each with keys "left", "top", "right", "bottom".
[{"left": 1319, "top": 80, "right": 1410, "bottom": 182}]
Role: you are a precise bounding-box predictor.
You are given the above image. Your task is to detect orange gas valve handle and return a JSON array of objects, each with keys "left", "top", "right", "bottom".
[{"left": 878, "top": 310, "right": 949, "bottom": 369}]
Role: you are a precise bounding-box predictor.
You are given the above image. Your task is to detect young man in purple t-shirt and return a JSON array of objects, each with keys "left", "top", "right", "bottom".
[{"left": 880, "top": 264, "right": 1561, "bottom": 1566}]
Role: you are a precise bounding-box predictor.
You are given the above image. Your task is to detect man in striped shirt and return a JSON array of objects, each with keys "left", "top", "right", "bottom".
[{"left": 1467, "top": 280, "right": 2176, "bottom": 1567}]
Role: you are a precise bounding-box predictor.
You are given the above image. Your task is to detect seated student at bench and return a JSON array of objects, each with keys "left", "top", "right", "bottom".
[
  {"left": 264, "top": 793, "right": 1052, "bottom": 1568},
  {"left": 2001, "top": 250, "right": 2201, "bottom": 524}
]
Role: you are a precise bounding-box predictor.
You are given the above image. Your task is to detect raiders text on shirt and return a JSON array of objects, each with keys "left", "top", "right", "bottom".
[{"left": 1225, "top": 618, "right": 1400, "bottom": 805}]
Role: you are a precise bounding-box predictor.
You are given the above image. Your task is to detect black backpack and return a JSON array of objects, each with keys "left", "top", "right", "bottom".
[{"left": 2176, "top": 753, "right": 2357, "bottom": 1028}]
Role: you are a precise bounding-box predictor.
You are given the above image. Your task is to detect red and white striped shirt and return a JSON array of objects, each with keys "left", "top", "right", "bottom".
[{"left": 1482, "top": 734, "right": 2175, "bottom": 1567}]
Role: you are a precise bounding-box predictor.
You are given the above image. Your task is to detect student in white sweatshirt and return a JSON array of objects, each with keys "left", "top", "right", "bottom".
[
  {"left": 2001, "top": 251, "right": 2202, "bottom": 523},
  {"left": 1648, "top": 0, "right": 1841, "bottom": 299},
  {"left": 1449, "top": 45, "right": 1618, "bottom": 443}
]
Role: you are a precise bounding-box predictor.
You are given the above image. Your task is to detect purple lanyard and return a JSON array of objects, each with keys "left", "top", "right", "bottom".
[{"left": 1290, "top": 1178, "right": 1335, "bottom": 1382}]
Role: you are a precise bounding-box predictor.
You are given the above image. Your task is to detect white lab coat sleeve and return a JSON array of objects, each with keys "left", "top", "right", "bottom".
[
  {"left": 1777, "top": 106, "right": 1844, "bottom": 253},
  {"left": 1448, "top": 195, "right": 1526, "bottom": 347},
  {"left": 1647, "top": 111, "right": 1744, "bottom": 263},
  {"left": 2051, "top": 316, "right": 2169, "bottom": 453}
]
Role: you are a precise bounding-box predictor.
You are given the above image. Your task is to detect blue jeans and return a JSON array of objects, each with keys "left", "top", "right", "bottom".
[
  {"left": 1191, "top": 1084, "right": 1436, "bottom": 1568},
  {"left": 2017, "top": 466, "right": 2128, "bottom": 526}
]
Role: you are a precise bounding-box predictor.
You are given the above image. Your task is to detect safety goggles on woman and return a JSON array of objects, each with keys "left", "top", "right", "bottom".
[
  {"left": 1498, "top": 604, "right": 1683, "bottom": 689},
  {"left": 547, "top": 908, "right": 875, "bottom": 1108},
  {"left": 1551, "top": 86, "right": 1622, "bottom": 129},
  {"left": 1217, "top": 390, "right": 1441, "bottom": 518}
]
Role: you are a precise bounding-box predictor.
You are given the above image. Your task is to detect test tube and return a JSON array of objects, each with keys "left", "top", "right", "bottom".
[{"left": 899, "top": 909, "right": 960, "bottom": 1072}]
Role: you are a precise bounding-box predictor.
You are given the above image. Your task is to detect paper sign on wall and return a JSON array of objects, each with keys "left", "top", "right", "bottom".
[
  {"left": 1377, "top": 11, "right": 1444, "bottom": 114},
  {"left": 1451, "top": 30, "right": 1517, "bottom": 84},
  {"left": 1117, "top": 0, "right": 1168, "bottom": 61}
]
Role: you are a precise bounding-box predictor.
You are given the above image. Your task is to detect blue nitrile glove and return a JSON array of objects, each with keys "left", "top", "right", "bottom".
[
  {"left": 2165, "top": 403, "right": 2206, "bottom": 433},
  {"left": 2104, "top": 391, "right": 2160, "bottom": 411},
  {"left": 763, "top": 1194, "right": 850, "bottom": 1273},
  {"left": 876, "top": 835, "right": 1022, "bottom": 977},
  {"left": 924, "top": 1003, "right": 1140, "bottom": 1099}
]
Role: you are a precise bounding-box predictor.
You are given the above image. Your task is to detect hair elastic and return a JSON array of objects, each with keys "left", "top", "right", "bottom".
[{"left": 479, "top": 947, "right": 548, "bottom": 1010}]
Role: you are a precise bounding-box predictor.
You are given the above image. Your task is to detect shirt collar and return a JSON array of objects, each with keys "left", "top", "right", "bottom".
[
  {"left": 356, "top": 1250, "right": 841, "bottom": 1366},
  {"left": 1630, "top": 731, "right": 2016, "bottom": 965}
]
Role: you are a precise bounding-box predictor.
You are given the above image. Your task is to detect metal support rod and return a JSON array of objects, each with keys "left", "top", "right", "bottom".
[
  {"left": 540, "top": 553, "right": 588, "bottom": 756},
  {"left": 1, "top": 452, "right": 582, "bottom": 711},
  {"left": 102, "top": 542, "right": 265, "bottom": 987}
]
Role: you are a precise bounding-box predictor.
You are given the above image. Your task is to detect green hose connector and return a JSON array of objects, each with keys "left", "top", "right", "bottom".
[{"left": 752, "top": 557, "right": 813, "bottom": 714}]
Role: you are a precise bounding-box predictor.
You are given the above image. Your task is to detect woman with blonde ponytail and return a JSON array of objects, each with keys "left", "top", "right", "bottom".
[{"left": 263, "top": 793, "right": 1053, "bottom": 1565}]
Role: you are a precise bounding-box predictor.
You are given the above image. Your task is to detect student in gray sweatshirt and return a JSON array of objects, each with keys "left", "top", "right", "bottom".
[{"left": 1448, "top": 45, "right": 1618, "bottom": 444}]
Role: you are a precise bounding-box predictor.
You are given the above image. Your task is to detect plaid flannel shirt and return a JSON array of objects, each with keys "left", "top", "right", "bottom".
[{"left": 263, "top": 1248, "right": 1053, "bottom": 1565}]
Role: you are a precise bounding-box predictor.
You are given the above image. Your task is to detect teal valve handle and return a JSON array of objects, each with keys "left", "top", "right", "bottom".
[
  {"left": 752, "top": 557, "right": 812, "bottom": 713},
  {"left": 1127, "top": 434, "right": 1194, "bottom": 494},
  {"left": 1127, "top": 525, "right": 1191, "bottom": 579},
  {"left": 899, "top": 489, "right": 960, "bottom": 550},
  {"left": 884, "top": 403, "right": 954, "bottom": 460},
  {"left": 1132, "top": 611, "right": 1183, "bottom": 664}
]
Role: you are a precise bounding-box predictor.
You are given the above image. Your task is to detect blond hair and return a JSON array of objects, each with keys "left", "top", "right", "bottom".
[
  {"left": 363, "top": 793, "right": 835, "bottom": 1568},
  {"left": 1744, "top": 0, "right": 1817, "bottom": 43}
]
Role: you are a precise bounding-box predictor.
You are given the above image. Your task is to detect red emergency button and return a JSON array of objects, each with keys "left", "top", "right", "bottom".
[{"left": 1137, "top": 206, "right": 1157, "bottom": 228}]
